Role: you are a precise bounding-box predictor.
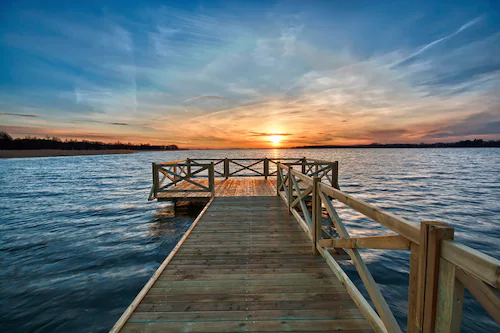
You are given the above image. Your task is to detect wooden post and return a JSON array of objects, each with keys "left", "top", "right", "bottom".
[
  {"left": 209, "top": 162, "right": 215, "bottom": 196},
  {"left": 224, "top": 158, "right": 229, "bottom": 179},
  {"left": 423, "top": 224, "right": 454, "bottom": 333},
  {"left": 301, "top": 157, "right": 306, "bottom": 174},
  {"left": 276, "top": 162, "right": 281, "bottom": 196},
  {"left": 435, "top": 260, "right": 464, "bottom": 332},
  {"left": 407, "top": 242, "right": 420, "bottom": 333},
  {"left": 186, "top": 158, "right": 191, "bottom": 177},
  {"left": 415, "top": 221, "right": 455, "bottom": 333},
  {"left": 264, "top": 157, "right": 269, "bottom": 179},
  {"left": 152, "top": 163, "right": 159, "bottom": 198},
  {"left": 288, "top": 165, "right": 293, "bottom": 213},
  {"left": 332, "top": 161, "right": 339, "bottom": 189},
  {"left": 311, "top": 176, "right": 321, "bottom": 255}
]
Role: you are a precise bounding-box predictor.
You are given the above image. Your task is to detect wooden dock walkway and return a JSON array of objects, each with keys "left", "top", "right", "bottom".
[
  {"left": 112, "top": 157, "right": 500, "bottom": 333},
  {"left": 117, "top": 196, "right": 372, "bottom": 332}
]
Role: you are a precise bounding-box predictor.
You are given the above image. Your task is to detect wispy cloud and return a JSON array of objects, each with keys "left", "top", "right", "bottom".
[
  {"left": 71, "top": 120, "right": 130, "bottom": 126},
  {"left": 184, "top": 95, "right": 231, "bottom": 102},
  {"left": 422, "top": 111, "right": 500, "bottom": 139},
  {"left": 0, "top": 113, "right": 40, "bottom": 118},
  {"left": 391, "top": 16, "right": 484, "bottom": 67},
  {"left": 250, "top": 132, "right": 293, "bottom": 137}
]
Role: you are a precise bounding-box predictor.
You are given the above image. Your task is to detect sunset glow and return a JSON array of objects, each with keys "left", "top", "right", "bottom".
[
  {"left": 268, "top": 135, "right": 283, "bottom": 146},
  {"left": 0, "top": 2, "right": 499, "bottom": 148}
]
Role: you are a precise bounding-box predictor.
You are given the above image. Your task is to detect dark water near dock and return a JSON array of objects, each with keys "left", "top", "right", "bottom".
[{"left": 1, "top": 148, "right": 499, "bottom": 332}]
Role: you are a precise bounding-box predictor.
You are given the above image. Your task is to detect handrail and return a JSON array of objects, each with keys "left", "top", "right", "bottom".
[
  {"left": 318, "top": 182, "right": 500, "bottom": 288},
  {"left": 318, "top": 183, "right": 420, "bottom": 244},
  {"left": 150, "top": 161, "right": 214, "bottom": 200},
  {"left": 276, "top": 162, "right": 500, "bottom": 333},
  {"left": 155, "top": 159, "right": 187, "bottom": 166}
]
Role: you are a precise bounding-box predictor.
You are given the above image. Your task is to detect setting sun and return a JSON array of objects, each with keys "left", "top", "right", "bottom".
[{"left": 268, "top": 135, "right": 283, "bottom": 146}]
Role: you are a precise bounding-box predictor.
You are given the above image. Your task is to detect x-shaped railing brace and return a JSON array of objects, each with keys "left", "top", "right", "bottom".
[
  {"left": 159, "top": 165, "right": 210, "bottom": 191},
  {"left": 229, "top": 160, "right": 264, "bottom": 176}
]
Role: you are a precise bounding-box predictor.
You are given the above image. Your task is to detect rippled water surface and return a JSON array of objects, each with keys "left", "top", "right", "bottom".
[{"left": 1, "top": 149, "right": 499, "bottom": 332}]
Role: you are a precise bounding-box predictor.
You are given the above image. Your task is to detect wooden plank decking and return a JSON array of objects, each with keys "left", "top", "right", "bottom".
[
  {"left": 118, "top": 157, "right": 500, "bottom": 332},
  {"left": 116, "top": 196, "right": 373, "bottom": 332},
  {"left": 156, "top": 178, "right": 277, "bottom": 200}
]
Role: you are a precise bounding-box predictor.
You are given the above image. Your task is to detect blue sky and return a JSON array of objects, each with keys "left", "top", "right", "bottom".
[{"left": 1, "top": 0, "right": 499, "bottom": 147}]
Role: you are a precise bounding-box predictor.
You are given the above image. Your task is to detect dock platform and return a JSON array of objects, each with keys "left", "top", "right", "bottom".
[
  {"left": 112, "top": 157, "right": 500, "bottom": 333},
  {"left": 155, "top": 179, "right": 277, "bottom": 200}
]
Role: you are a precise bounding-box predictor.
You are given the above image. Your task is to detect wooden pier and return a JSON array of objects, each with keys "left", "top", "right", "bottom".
[{"left": 112, "top": 158, "right": 500, "bottom": 333}]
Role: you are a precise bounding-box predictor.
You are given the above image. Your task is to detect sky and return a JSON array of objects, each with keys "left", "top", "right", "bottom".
[{"left": 0, "top": 0, "right": 499, "bottom": 148}]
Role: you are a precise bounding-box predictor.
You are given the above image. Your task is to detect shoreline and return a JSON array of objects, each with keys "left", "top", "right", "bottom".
[{"left": 0, "top": 149, "right": 136, "bottom": 159}]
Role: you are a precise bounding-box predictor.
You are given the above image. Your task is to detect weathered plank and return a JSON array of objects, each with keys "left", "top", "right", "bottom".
[
  {"left": 121, "top": 319, "right": 373, "bottom": 332},
  {"left": 128, "top": 308, "right": 365, "bottom": 321},
  {"left": 318, "top": 235, "right": 410, "bottom": 250}
]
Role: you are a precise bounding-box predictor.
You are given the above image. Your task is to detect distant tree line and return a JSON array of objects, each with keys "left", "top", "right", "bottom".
[
  {"left": 297, "top": 139, "right": 500, "bottom": 149},
  {"left": 0, "top": 132, "right": 179, "bottom": 150}
]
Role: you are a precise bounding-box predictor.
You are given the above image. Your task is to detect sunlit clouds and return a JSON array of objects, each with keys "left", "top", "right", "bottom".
[{"left": 1, "top": 2, "right": 499, "bottom": 148}]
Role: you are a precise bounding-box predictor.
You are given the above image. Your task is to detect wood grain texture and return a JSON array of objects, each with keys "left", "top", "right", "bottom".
[
  {"left": 156, "top": 178, "right": 277, "bottom": 199},
  {"left": 407, "top": 242, "right": 420, "bottom": 333},
  {"left": 318, "top": 235, "right": 410, "bottom": 250},
  {"left": 117, "top": 196, "right": 374, "bottom": 332}
]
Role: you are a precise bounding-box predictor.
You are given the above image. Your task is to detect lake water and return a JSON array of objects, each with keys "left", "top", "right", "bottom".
[{"left": 1, "top": 148, "right": 499, "bottom": 332}]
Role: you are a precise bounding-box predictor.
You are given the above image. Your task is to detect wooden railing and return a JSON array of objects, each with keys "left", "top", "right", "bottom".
[
  {"left": 149, "top": 160, "right": 214, "bottom": 200},
  {"left": 277, "top": 163, "right": 500, "bottom": 333},
  {"left": 184, "top": 158, "right": 300, "bottom": 178},
  {"left": 184, "top": 157, "right": 338, "bottom": 183},
  {"left": 149, "top": 157, "right": 338, "bottom": 201},
  {"left": 186, "top": 158, "right": 271, "bottom": 178}
]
